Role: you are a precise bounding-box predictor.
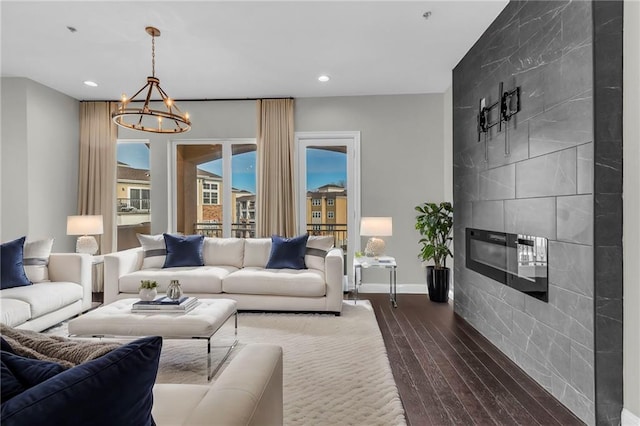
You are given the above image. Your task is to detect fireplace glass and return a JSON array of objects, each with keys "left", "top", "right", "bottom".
[{"left": 466, "top": 228, "right": 548, "bottom": 302}]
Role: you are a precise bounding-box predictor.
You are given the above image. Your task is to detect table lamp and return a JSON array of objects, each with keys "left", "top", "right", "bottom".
[
  {"left": 360, "top": 217, "right": 393, "bottom": 258},
  {"left": 67, "top": 215, "right": 103, "bottom": 255}
]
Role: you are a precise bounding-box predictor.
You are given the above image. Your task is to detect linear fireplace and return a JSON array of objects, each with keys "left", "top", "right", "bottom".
[{"left": 465, "top": 228, "right": 548, "bottom": 302}]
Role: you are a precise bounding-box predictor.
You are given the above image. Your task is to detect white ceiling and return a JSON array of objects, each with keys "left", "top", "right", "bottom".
[{"left": 1, "top": 1, "right": 508, "bottom": 101}]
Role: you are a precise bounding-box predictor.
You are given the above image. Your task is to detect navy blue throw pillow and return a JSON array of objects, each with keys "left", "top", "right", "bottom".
[
  {"left": 266, "top": 234, "right": 309, "bottom": 270},
  {"left": 1, "top": 350, "right": 66, "bottom": 402},
  {"left": 162, "top": 234, "right": 204, "bottom": 268},
  {"left": 0, "top": 336, "right": 162, "bottom": 426},
  {"left": 1, "top": 236, "right": 31, "bottom": 290}
]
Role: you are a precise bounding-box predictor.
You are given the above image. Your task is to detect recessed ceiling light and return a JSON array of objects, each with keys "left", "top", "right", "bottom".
[
  {"left": 318, "top": 75, "right": 330, "bottom": 82},
  {"left": 83, "top": 81, "right": 98, "bottom": 87},
  {"left": 422, "top": 11, "right": 432, "bottom": 20}
]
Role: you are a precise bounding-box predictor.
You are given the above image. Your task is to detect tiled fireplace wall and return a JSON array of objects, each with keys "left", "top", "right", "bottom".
[{"left": 452, "top": 1, "right": 622, "bottom": 425}]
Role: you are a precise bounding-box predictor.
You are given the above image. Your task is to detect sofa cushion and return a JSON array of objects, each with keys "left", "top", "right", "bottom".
[
  {"left": 0, "top": 283, "right": 82, "bottom": 319},
  {"left": 203, "top": 237, "right": 244, "bottom": 268},
  {"left": 163, "top": 234, "right": 204, "bottom": 268},
  {"left": 223, "top": 268, "right": 326, "bottom": 297},
  {"left": 243, "top": 238, "right": 272, "bottom": 268},
  {"left": 118, "top": 266, "right": 236, "bottom": 294},
  {"left": 266, "top": 234, "right": 308, "bottom": 270},
  {"left": 305, "top": 236, "right": 334, "bottom": 271},
  {"left": 1, "top": 350, "right": 66, "bottom": 401},
  {"left": 0, "top": 299, "right": 31, "bottom": 328},
  {"left": 152, "top": 384, "right": 210, "bottom": 424},
  {"left": 23, "top": 238, "right": 54, "bottom": 283},
  {"left": 137, "top": 233, "right": 167, "bottom": 269},
  {"left": 0, "top": 336, "right": 161, "bottom": 426},
  {"left": 1, "top": 236, "right": 31, "bottom": 290}
]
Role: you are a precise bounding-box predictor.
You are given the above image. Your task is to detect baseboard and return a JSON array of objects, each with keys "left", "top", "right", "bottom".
[{"left": 622, "top": 408, "right": 640, "bottom": 425}]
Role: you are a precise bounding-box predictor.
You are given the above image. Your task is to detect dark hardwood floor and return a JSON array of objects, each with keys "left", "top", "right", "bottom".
[{"left": 360, "top": 293, "right": 584, "bottom": 426}]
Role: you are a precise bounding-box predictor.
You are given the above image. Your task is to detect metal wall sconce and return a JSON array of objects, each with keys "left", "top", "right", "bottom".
[{"left": 477, "top": 82, "right": 521, "bottom": 161}]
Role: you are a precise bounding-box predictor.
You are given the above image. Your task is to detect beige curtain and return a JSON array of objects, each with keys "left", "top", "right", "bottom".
[
  {"left": 78, "top": 102, "right": 117, "bottom": 255},
  {"left": 256, "top": 99, "right": 297, "bottom": 237}
]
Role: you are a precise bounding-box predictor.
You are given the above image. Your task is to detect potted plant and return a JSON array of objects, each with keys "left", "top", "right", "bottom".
[
  {"left": 139, "top": 280, "right": 158, "bottom": 301},
  {"left": 415, "top": 202, "right": 453, "bottom": 302}
]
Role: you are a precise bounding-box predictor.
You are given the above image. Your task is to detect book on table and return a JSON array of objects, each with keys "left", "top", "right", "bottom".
[{"left": 132, "top": 296, "right": 198, "bottom": 311}]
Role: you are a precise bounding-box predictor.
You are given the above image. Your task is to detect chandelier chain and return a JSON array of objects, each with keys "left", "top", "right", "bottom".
[{"left": 151, "top": 34, "right": 155, "bottom": 77}]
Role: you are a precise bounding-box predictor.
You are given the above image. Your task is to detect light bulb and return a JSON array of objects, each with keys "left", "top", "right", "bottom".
[
  {"left": 165, "top": 98, "right": 173, "bottom": 107},
  {"left": 185, "top": 112, "right": 190, "bottom": 120},
  {"left": 121, "top": 94, "right": 127, "bottom": 103}
]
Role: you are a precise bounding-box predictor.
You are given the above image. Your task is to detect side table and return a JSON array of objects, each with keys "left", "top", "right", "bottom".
[
  {"left": 91, "top": 255, "right": 104, "bottom": 294},
  {"left": 353, "top": 256, "right": 397, "bottom": 307}
]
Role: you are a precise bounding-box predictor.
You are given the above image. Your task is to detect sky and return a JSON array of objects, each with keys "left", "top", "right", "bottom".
[{"left": 117, "top": 144, "right": 346, "bottom": 194}]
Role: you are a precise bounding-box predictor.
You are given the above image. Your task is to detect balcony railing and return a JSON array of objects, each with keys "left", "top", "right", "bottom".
[
  {"left": 194, "top": 222, "right": 256, "bottom": 238},
  {"left": 117, "top": 198, "right": 150, "bottom": 213},
  {"left": 193, "top": 222, "right": 347, "bottom": 249}
]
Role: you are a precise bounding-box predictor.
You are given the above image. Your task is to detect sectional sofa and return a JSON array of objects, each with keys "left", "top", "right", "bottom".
[
  {"left": 0, "top": 253, "right": 92, "bottom": 331},
  {"left": 104, "top": 236, "right": 344, "bottom": 314}
]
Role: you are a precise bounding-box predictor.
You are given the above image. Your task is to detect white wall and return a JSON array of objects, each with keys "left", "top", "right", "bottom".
[
  {"left": 623, "top": 0, "right": 640, "bottom": 420},
  {"left": 0, "top": 77, "right": 79, "bottom": 252},
  {"left": 443, "top": 86, "right": 453, "bottom": 203},
  {"left": 296, "top": 94, "right": 445, "bottom": 286}
]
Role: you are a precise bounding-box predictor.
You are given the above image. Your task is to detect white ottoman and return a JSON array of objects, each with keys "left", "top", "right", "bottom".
[{"left": 68, "top": 298, "right": 237, "bottom": 379}]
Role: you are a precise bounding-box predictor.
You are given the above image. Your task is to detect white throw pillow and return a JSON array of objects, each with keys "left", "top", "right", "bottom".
[
  {"left": 305, "top": 236, "right": 334, "bottom": 271},
  {"left": 23, "top": 238, "right": 54, "bottom": 283},
  {"left": 202, "top": 237, "right": 245, "bottom": 268},
  {"left": 137, "top": 234, "right": 167, "bottom": 269},
  {"left": 243, "top": 238, "right": 272, "bottom": 268}
]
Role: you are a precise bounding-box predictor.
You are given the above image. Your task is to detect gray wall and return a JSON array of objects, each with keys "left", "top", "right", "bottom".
[
  {"left": 118, "top": 94, "right": 444, "bottom": 288},
  {"left": 453, "top": 2, "right": 597, "bottom": 424},
  {"left": 1, "top": 77, "right": 80, "bottom": 252}
]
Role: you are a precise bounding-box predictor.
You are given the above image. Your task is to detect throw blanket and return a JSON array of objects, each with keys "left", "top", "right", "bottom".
[{"left": 0, "top": 324, "right": 120, "bottom": 368}]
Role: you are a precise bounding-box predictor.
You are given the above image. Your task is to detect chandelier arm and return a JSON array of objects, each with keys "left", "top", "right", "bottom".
[{"left": 127, "top": 81, "right": 151, "bottom": 103}]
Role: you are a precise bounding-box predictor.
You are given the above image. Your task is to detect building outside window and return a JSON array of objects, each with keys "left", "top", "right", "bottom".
[
  {"left": 327, "top": 198, "right": 334, "bottom": 206},
  {"left": 312, "top": 211, "right": 321, "bottom": 219},
  {"left": 312, "top": 199, "right": 321, "bottom": 206},
  {"left": 327, "top": 211, "right": 335, "bottom": 219}
]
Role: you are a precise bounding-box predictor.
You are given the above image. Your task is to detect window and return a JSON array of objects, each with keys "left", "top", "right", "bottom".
[
  {"left": 327, "top": 211, "right": 335, "bottom": 219},
  {"left": 312, "top": 199, "right": 321, "bottom": 206},
  {"left": 116, "top": 141, "right": 151, "bottom": 251},
  {"left": 327, "top": 199, "right": 335, "bottom": 206},
  {"left": 312, "top": 211, "right": 321, "bottom": 219},
  {"left": 173, "top": 140, "right": 257, "bottom": 238},
  {"left": 202, "top": 181, "right": 219, "bottom": 205},
  {"left": 129, "top": 188, "right": 150, "bottom": 210}
]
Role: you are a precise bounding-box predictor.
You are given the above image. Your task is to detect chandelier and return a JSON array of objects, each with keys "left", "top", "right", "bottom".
[{"left": 112, "top": 27, "right": 191, "bottom": 134}]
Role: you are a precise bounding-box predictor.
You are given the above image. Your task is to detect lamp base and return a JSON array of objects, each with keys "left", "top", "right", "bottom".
[
  {"left": 76, "top": 235, "right": 98, "bottom": 255},
  {"left": 365, "top": 237, "right": 386, "bottom": 258}
]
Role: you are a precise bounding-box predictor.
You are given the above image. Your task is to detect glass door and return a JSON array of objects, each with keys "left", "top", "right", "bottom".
[{"left": 296, "top": 132, "right": 360, "bottom": 289}]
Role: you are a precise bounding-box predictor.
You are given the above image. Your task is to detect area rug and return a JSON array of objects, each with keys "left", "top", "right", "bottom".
[{"left": 46, "top": 301, "right": 406, "bottom": 426}]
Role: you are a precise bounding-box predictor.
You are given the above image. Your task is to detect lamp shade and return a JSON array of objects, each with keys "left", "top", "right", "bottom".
[
  {"left": 67, "top": 215, "right": 104, "bottom": 236},
  {"left": 360, "top": 217, "right": 393, "bottom": 237}
]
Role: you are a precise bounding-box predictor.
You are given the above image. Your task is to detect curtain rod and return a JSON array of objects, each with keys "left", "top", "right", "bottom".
[{"left": 80, "top": 97, "right": 294, "bottom": 103}]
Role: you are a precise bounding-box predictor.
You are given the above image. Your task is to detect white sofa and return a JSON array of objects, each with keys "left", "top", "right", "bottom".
[
  {"left": 0, "top": 253, "right": 93, "bottom": 331},
  {"left": 104, "top": 237, "right": 344, "bottom": 314},
  {"left": 153, "top": 343, "right": 283, "bottom": 426}
]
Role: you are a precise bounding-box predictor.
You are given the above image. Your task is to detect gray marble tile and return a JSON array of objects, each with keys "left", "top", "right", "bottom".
[
  {"left": 472, "top": 200, "right": 504, "bottom": 232},
  {"left": 479, "top": 164, "right": 515, "bottom": 200},
  {"left": 550, "top": 285, "right": 594, "bottom": 338},
  {"left": 548, "top": 241, "right": 593, "bottom": 297},
  {"left": 516, "top": 148, "right": 576, "bottom": 198},
  {"left": 594, "top": 138, "right": 623, "bottom": 194},
  {"left": 504, "top": 197, "right": 556, "bottom": 239},
  {"left": 551, "top": 374, "right": 595, "bottom": 426},
  {"left": 544, "top": 41, "right": 593, "bottom": 110},
  {"left": 529, "top": 94, "right": 593, "bottom": 157},
  {"left": 511, "top": 344, "right": 554, "bottom": 392},
  {"left": 487, "top": 120, "right": 529, "bottom": 169},
  {"left": 557, "top": 194, "right": 593, "bottom": 245},
  {"left": 594, "top": 194, "right": 623, "bottom": 247},
  {"left": 454, "top": 142, "right": 487, "bottom": 177},
  {"left": 577, "top": 143, "right": 593, "bottom": 194},
  {"left": 594, "top": 246, "right": 623, "bottom": 299},
  {"left": 571, "top": 342, "right": 595, "bottom": 401},
  {"left": 454, "top": 174, "right": 478, "bottom": 203}
]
